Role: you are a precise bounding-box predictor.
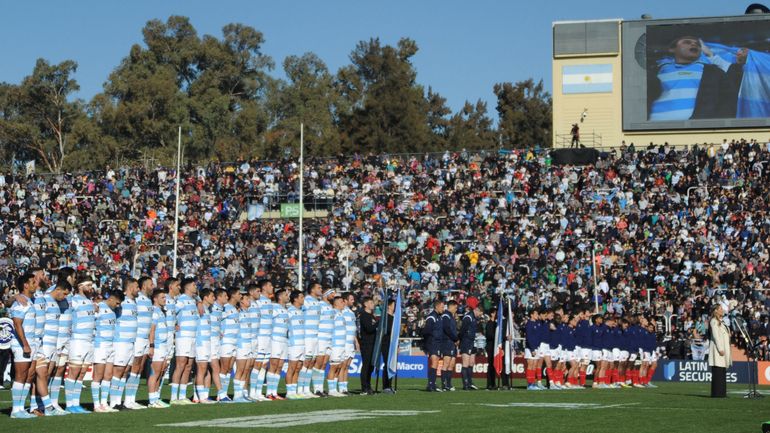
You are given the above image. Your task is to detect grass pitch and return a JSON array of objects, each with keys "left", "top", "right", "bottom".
[{"left": 0, "top": 380, "right": 766, "bottom": 433}]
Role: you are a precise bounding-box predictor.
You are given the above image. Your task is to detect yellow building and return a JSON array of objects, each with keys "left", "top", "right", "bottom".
[{"left": 552, "top": 16, "right": 770, "bottom": 149}]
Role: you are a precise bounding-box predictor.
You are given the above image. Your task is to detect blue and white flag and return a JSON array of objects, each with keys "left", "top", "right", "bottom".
[
  {"left": 387, "top": 288, "right": 402, "bottom": 377},
  {"left": 701, "top": 42, "right": 770, "bottom": 119},
  {"left": 562, "top": 64, "right": 613, "bottom": 94}
]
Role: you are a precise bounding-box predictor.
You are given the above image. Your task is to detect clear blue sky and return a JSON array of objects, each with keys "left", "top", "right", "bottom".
[{"left": 0, "top": 0, "right": 751, "bottom": 118}]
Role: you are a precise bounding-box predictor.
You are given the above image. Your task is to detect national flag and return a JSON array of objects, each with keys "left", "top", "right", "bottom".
[
  {"left": 493, "top": 296, "right": 504, "bottom": 375},
  {"left": 370, "top": 289, "right": 389, "bottom": 379},
  {"left": 387, "top": 288, "right": 402, "bottom": 377},
  {"left": 505, "top": 297, "right": 514, "bottom": 375},
  {"left": 562, "top": 64, "right": 613, "bottom": 94}
]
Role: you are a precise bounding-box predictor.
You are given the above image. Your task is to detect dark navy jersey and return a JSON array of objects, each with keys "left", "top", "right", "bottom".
[
  {"left": 441, "top": 312, "right": 458, "bottom": 346},
  {"left": 606, "top": 326, "right": 622, "bottom": 349},
  {"left": 562, "top": 325, "right": 576, "bottom": 351},
  {"left": 574, "top": 319, "right": 591, "bottom": 348},
  {"left": 422, "top": 311, "right": 444, "bottom": 347},
  {"left": 459, "top": 312, "right": 477, "bottom": 344},
  {"left": 589, "top": 323, "right": 606, "bottom": 350},
  {"left": 525, "top": 319, "right": 541, "bottom": 350}
]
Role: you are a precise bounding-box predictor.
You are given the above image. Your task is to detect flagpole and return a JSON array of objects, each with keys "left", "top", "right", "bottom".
[
  {"left": 298, "top": 123, "right": 304, "bottom": 292},
  {"left": 172, "top": 125, "right": 181, "bottom": 278}
]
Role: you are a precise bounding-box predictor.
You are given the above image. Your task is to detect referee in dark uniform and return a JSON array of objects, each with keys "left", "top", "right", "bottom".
[
  {"left": 358, "top": 297, "right": 378, "bottom": 395},
  {"left": 459, "top": 297, "right": 480, "bottom": 390},
  {"left": 422, "top": 299, "right": 445, "bottom": 392},
  {"left": 441, "top": 300, "right": 459, "bottom": 391}
]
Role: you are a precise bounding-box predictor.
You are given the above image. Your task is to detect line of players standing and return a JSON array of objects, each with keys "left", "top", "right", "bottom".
[
  {"left": 422, "top": 299, "right": 662, "bottom": 392},
  {"left": 7, "top": 267, "right": 361, "bottom": 419},
  {"left": 521, "top": 307, "right": 661, "bottom": 390}
]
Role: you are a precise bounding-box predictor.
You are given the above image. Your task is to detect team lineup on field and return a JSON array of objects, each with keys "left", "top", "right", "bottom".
[{"left": 8, "top": 266, "right": 673, "bottom": 420}]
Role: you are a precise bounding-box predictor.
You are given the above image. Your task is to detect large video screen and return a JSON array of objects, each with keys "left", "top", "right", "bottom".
[{"left": 622, "top": 15, "right": 770, "bottom": 131}]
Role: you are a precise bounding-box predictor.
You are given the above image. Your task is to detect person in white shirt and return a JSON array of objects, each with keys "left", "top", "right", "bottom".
[{"left": 9, "top": 273, "right": 39, "bottom": 419}]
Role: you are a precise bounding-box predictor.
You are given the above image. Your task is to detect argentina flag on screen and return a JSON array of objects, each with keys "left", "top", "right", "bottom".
[
  {"left": 702, "top": 42, "right": 770, "bottom": 118},
  {"left": 562, "top": 64, "right": 613, "bottom": 94}
]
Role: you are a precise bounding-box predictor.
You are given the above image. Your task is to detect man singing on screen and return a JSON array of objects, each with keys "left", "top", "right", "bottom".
[{"left": 648, "top": 36, "right": 746, "bottom": 121}]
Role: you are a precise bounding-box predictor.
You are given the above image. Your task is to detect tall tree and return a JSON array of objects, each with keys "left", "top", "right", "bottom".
[
  {"left": 494, "top": 79, "right": 552, "bottom": 148},
  {"left": 446, "top": 99, "right": 497, "bottom": 151},
  {"left": 267, "top": 52, "right": 340, "bottom": 157},
  {"left": 336, "top": 38, "right": 432, "bottom": 154},
  {"left": 0, "top": 59, "right": 85, "bottom": 172}
]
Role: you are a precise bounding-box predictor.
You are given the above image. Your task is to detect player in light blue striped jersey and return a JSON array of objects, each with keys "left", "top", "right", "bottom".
[
  {"left": 251, "top": 279, "right": 274, "bottom": 401},
  {"left": 160, "top": 277, "right": 180, "bottom": 396},
  {"left": 209, "top": 289, "right": 227, "bottom": 402},
  {"left": 170, "top": 278, "right": 198, "bottom": 405},
  {"left": 218, "top": 288, "right": 241, "bottom": 401},
  {"left": 92, "top": 290, "right": 123, "bottom": 413},
  {"left": 49, "top": 267, "right": 77, "bottom": 412},
  {"left": 315, "top": 288, "right": 337, "bottom": 396},
  {"left": 245, "top": 284, "right": 261, "bottom": 401},
  {"left": 267, "top": 289, "right": 290, "bottom": 400},
  {"left": 301, "top": 283, "right": 322, "bottom": 397},
  {"left": 33, "top": 280, "right": 70, "bottom": 416},
  {"left": 66, "top": 277, "right": 97, "bottom": 414},
  {"left": 340, "top": 292, "right": 359, "bottom": 395},
  {"left": 110, "top": 278, "right": 138, "bottom": 409},
  {"left": 233, "top": 290, "right": 253, "bottom": 402},
  {"left": 147, "top": 289, "right": 170, "bottom": 408},
  {"left": 327, "top": 296, "right": 348, "bottom": 397},
  {"left": 9, "top": 273, "right": 39, "bottom": 419},
  {"left": 194, "top": 289, "right": 215, "bottom": 404},
  {"left": 286, "top": 290, "right": 306, "bottom": 400},
  {"left": 124, "top": 276, "right": 154, "bottom": 409}
]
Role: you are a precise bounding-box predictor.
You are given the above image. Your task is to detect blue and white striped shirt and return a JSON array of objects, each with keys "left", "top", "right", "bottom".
[
  {"left": 165, "top": 296, "right": 177, "bottom": 337},
  {"left": 10, "top": 295, "right": 35, "bottom": 348},
  {"left": 650, "top": 60, "right": 705, "bottom": 121},
  {"left": 271, "top": 303, "right": 289, "bottom": 344},
  {"left": 196, "top": 308, "right": 211, "bottom": 348},
  {"left": 152, "top": 306, "right": 169, "bottom": 346},
  {"left": 237, "top": 309, "right": 252, "bottom": 348},
  {"left": 318, "top": 302, "right": 335, "bottom": 346},
  {"left": 70, "top": 294, "right": 96, "bottom": 341},
  {"left": 33, "top": 290, "right": 46, "bottom": 342},
  {"left": 257, "top": 296, "right": 273, "bottom": 339},
  {"left": 41, "top": 294, "right": 61, "bottom": 350},
  {"left": 332, "top": 310, "right": 346, "bottom": 349},
  {"left": 57, "top": 297, "right": 71, "bottom": 347},
  {"left": 94, "top": 301, "right": 116, "bottom": 348},
  {"left": 302, "top": 296, "right": 320, "bottom": 341},
  {"left": 248, "top": 301, "right": 261, "bottom": 341},
  {"left": 210, "top": 303, "right": 224, "bottom": 343},
  {"left": 175, "top": 294, "right": 198, "bottom": 340},
  {"left": 135, "top": 293, "right": 153, "bottom": 340},
  {"left": 342, "top": 307, "right": 357, "bottom": 348},
  {"left": 114, "top": 297, "right": 138, "bottom": 343},
  {"left": 288, "top": 304, "right": 305, "bottom": 348},
  {"left": 221, "top": 303, "right": 239, "bottom": 346}
]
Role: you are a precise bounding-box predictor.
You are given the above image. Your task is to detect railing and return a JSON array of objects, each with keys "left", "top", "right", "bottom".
[{"left": 555, "top": 132, "right": 602, "bottom": 148}]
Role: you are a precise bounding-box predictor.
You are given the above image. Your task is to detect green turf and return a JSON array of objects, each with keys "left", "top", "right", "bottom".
[{"left": 0, "top": 380, "right": 766, "bottom": 433}]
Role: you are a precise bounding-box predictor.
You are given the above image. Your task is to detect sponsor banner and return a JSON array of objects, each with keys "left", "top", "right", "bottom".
[
  {"left": 655, "top": 360, "right": 754, "bottom": 384},
  {"left": 453, "top": 356, "right": 595, "bottom": 380},
  {"left": 347, "top": 355, "right": 427, "bottom": 379}
]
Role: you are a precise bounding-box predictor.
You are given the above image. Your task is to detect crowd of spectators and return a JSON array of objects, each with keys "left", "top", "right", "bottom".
[{"left": 1, "top": 138, "right": 770, "bottom": 359}]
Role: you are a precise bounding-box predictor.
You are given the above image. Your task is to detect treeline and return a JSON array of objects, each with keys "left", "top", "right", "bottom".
[{"left": 0, "top": 16, "right": 551, "bottom": 172}]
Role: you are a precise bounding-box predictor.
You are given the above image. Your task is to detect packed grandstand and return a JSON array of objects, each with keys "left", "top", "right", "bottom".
[{"left": 2, "top": 138, "right": 769, "bottom": 357}]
